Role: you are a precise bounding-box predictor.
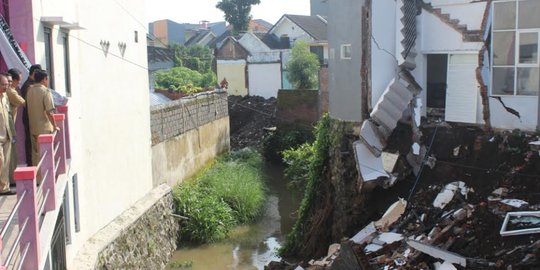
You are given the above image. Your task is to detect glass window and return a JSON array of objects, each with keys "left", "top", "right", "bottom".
[
  {"left": 519, "top": 32, "right": 538, "bottom": 64},
  {"left": 341, "top": 44, "right": 351, "bottom": 59},
  {"left": 492, "top": 67, "right": 515, "bottom": 95},
  {"left": 518, "top": 0, "right": 540, "bottom": 29},
  {"left": 516, "top": 67, "right": 539, "bottom": 95},
  {"left": 494, "top": 1, "right": 516, "bottom": 30},
  {"left": 493, "top": 31, "right": 515, "bottom": 65}
]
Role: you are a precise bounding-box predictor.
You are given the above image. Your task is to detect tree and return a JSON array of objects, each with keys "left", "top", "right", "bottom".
[
  {"left": 170, "top": 44, "right": 213, "bottom": 73},
  {"left": 286, "top": 41, "right": 320, "bottom": 90},
  {"left": 216, "top": 0, "right": 261, "bottom": 33}
]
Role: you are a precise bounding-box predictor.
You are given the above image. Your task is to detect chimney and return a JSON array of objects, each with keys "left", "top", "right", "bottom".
[{"left": 200, "top": 20, "right": 209, "bottom": 29}]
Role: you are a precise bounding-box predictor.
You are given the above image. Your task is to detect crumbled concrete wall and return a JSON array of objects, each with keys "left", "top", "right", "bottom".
[{"left": 95, "top": 186, "right": 179, "bottom": 270}]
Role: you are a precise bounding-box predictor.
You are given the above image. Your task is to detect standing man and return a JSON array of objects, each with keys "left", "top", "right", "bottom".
[
  {"left": 26, "top": 70, "right": 57, "bottom": 168},
  {"left": 0, "top": 74, "right": 14, "bottom": 195},
  {"left": 21, "top": 64, "right": 41, "bottom": 166},
  {"left": 7, "top": 68, "right": 25, "bottom": 121}
]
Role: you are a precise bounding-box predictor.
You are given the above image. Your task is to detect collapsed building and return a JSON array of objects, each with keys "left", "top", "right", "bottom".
[{"left": 269, "top": 0, "right": 540, "bottom": 269}]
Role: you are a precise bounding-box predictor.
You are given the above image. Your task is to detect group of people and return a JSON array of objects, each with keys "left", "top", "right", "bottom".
[{"left": 0, "top": 64, "right": 59, "bottom": 195}]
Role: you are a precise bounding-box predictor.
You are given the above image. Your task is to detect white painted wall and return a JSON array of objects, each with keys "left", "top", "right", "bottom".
[
  {"left": 239, "top": 32, "right": 271, "bottom": 53},
  {"left": 421, "top": 11, "right": 482, "bottom": 53},
  {"left": 489, "top": 96, "right": 538, "bottom": 130},
  {"left": 371, "top": 0, "right": 398, "bottom": 108},
  {"left": 271, "top": 17, "right": 316, "bottom": 44},
  {"left": 31, "top": 0, "right": 153, "bottom": 265},
  {"left": 248, "top": 63, "right": 282, "bottom": 98},
  {"left": 430, "top": 2, "right": 487, "bottom": 30}
]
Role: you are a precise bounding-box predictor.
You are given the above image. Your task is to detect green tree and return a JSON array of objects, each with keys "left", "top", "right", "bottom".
[
  {"left": 171, "top": 44, "right": 213, "bottom": 73},
  {"left": 216, "top": 0, "right": 261, "bottom": 33},
  {"left": 154, "top": 66, "right": 216, "bottom": 94},
  {"left": 286, "top": 41, "right": 320, "bottom": 90}
]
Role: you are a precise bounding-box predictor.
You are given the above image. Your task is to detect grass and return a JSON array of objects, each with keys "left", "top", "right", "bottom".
[{"left": 173, "top": 148, "right": 266, "bottom": 244}]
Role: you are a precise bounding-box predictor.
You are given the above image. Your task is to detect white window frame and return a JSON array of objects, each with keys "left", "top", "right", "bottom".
[
  {"left": 340, "top": 44, "right": 352, "bottom": 59},
  {"left": 491, "top": 0, "right": 540, "bottom": 96}
]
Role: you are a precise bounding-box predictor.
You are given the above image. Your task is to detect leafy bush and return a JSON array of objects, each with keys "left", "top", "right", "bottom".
[
  {"left": 172, "top": 44, "right": 213, "bottom": 73},
  {"left": 280, "top": 114, "right": 331, "bottom": 256},
  {"left": 154, "top": 67, "right": 216, "bottom": 93},
  {"left": 282, "top": 142, "right": 314, "bottom": 191},
  {"left": 263, "top": 128, "right": 314, "bottom": 162},
  {"left": 286, "top": 41, "right": 320, "bottom": 89},
  {"left": 173, "top": 183, "right": 234, "bottom": 243}
]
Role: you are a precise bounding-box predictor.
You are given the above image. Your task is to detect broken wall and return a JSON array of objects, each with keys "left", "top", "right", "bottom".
[{"left": 276, "top": 90, "right": 320, "bottom": 129}]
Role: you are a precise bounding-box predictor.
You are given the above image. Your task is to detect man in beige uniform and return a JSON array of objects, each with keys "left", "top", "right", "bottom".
[
  {"left": 0, "top": 74, "right": 14, "bottom": 195},
  {"left": 26, "top": 70, "right": 57, "bottom": 167}
]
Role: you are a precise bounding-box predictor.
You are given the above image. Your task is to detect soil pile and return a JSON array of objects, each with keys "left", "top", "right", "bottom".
[{"left": 228, "top": 95, "right": 277, "bottom": 150}]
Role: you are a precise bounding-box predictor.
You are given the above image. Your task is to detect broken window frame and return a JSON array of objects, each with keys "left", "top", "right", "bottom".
[{"left": 491, "top": 0, "right": 540, "bottom": 96}]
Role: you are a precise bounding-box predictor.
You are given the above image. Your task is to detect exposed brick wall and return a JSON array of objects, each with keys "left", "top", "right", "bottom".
[
  {"left": 276, "top": 90, "right": 320, "bottom": 128},
  {"left": 150, "top": 91, "right": 229, "bottom": 145},
  {"left": 319, "top": 67, "right": 329, "bottom": 116}
]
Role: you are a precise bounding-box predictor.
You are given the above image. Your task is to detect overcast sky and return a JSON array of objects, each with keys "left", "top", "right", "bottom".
[{"left": 145, "top": 0, "right": 311, "bottom": 25}]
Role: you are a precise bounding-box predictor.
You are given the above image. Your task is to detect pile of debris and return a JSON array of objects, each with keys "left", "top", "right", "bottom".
[
  {"left": 273, "top": 131, "right": 540, "bottom": 270},
  {"left": 228, "top": 95, "right": 276, "bottom": 150}
]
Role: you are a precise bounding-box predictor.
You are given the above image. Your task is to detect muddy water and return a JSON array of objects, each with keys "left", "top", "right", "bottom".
[{"left": 167, "top": 163, "right": 301, "bottom": 270}]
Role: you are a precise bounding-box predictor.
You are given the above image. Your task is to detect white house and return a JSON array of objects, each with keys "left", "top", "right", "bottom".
[{"left": 1, "top": 0, "right": 154, "bottom": 268}]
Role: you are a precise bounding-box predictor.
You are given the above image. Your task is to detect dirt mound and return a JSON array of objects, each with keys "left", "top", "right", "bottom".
[{"left": 228, "top": 95, "right": 277, "bottom": 150}]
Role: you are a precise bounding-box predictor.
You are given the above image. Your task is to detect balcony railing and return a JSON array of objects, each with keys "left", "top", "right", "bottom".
[{"left": 0, "top": 105, "right": 69, "bottom": 270}]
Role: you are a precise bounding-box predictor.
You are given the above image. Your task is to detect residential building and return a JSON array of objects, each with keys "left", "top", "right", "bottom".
[
  {"left": 0, "top": 0, "right": 153, "bottom": 268},
  {"left": 149, "top": 19, "right": 226, "bottom": 47}
]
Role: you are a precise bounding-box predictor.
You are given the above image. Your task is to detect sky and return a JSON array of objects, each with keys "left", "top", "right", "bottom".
[{"left": 145, "top": 0, "right": 311, "bottom": 25}]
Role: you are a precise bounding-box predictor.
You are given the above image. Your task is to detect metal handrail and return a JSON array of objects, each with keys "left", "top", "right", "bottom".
[
  {"left": 0, "top": 190, "right": 27, "bottom": 239},
  {"left": 17, "top": 242, "right": 30, "bottom": 270},
  {"left": 54, "top": 159, "right": 60, "bottom": 176},
  {"left": 38, "top": 188, "right": 50, "bottom": 218},
  {"left": 4, "top": 217, "right": 28, "bottom": 267},
  {"left": 53, "top": 141, "right": 60, "bottom": 156},
  {"left": 35, "top": 168, "right": 50, "bottom": 204},
  {"left": 35, "top": 150, "right": 48, "bottom": 173}
]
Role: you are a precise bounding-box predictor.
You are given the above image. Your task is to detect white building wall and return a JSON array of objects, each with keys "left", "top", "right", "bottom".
[
  {"left": 371, "top": 0, "right": 398, "bottom": 107},
  {"left": 248, "top": 63, "right": 282, "bottom": 98},
  {"left": 31, "top": 0, "right": 153, "bottom": 265},
  {"left": 421, "top": 11, "right": 482, "bottom": 53},
  {"left": 430, "top": 1, "right": 486, "bottom": 30},
  {"left": 272, "top": 18, "right": 316, "bottom": 44}
]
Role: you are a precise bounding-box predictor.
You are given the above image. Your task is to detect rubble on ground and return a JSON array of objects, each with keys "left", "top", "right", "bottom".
[
  {"left": 267, "top": 129, "right": 540, "bottom": 270},
  {"left": 228, "top": 95, "right": 277, "bottom": 150}
]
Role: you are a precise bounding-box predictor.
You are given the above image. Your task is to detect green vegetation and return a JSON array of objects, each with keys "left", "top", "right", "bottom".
[
  {"left": 263, "top": 128, "right": 314, "bottom": 163},
  {"left": 155, "top": 44, "right": 216, "bottom": 94},
  {"left": 286, "top": 41, "right": 320, "bottom": 90},
  {"left": 154, "top": 67, "right": 216, "bottom": 94},
  {"left": 282, "top": 143, "right": 314, "bottom": 191},
  {"left": 216, "top": 0, "right": 261, "bottom": 33},
  {"left": 171, "top": 44, "right": 213, "bottom": 73},
  {"left": 280, "top": 114, "right": 331, "bottom": 256},
  {"left": 173, "top": 149, "right": 266, "bottom": 244}
]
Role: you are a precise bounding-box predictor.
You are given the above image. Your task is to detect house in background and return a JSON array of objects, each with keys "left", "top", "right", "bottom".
[
  {"left": 215, "top": 36, "right": 250, "bottom": 96},
  {"left": 184, "top": 29, "right": 216, "bottom": 47},
  {"left": 267, "top": 14, "right": 328, "bottom": 89},
  {"left": 149, "top": 19, "right": 226, "bottom": 47}
]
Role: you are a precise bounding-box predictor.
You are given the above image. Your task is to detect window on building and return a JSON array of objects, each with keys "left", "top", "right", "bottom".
[
  {"left": 62, "top": 32, "right": 71, "bottom": 96},
  {"left": 310, "top": 45, "right": 325, "bottom": 64},
  {"left": 492, "top": 0, "right": 540, "bottom": 96},
  {"left": 340, "top": 44, "right": 352, "bottom": 59},
  {"left": 44, "top": 27, "right": 55, "bottom": 89}
]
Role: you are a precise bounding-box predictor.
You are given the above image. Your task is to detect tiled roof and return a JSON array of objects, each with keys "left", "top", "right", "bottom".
[
  {"left": 254, "top": 33, "right": 289, "bottom": 50},
  {"left": 284, "top": 14, "right": 327, "bottom": 41},
  {"left": 184, "top": 30, "right": 214, "bottom": 46},
  {"left": 147, "top": 46, "right": 174, "bottom": 64}
]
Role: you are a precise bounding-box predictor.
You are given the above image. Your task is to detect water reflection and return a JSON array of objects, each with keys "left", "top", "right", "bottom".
[{"left": 167, "top": 164, "right": 300, "bottom": 270}]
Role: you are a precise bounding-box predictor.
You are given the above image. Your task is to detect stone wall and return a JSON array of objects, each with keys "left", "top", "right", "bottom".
[
  {"left": 150, "top": 91, "right": 229, "bottom": 145},
  {"left": 74, "top": 185, "right": 179, "bottom": 270}
]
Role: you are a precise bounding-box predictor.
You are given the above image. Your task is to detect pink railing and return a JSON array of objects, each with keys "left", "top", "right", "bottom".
[{"left": 0, "top": 110, "right": 68, "bottom": 270}]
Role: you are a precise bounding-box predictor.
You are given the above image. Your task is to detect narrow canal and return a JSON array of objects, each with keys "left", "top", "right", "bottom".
[{"left": 167, "top": 163, "right": 301, "bottom": 270}]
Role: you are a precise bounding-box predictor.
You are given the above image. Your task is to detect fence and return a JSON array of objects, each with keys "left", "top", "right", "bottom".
[
  {"left": 150, "top": 91, "right": 229, "bottom": 145},
  {"left": 0, "top": 106, "right": 69, "bottom": 270}
]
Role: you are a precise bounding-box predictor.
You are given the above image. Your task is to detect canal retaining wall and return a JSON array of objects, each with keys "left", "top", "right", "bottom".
[
  {"left": 73, "top": 185, "right": 178, "bottom": 269},
  {"left": 150, "top": 91, "right": 230, "bottom": 187}
]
